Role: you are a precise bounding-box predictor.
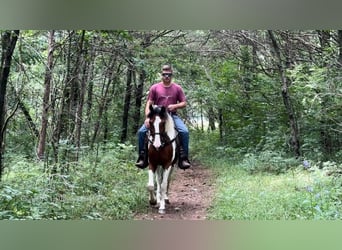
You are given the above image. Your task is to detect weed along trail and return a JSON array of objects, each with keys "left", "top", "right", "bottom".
[
  {"left": 133, "top": 160, "right": 341, "bottom": 220},
  {"left": 134, "top": 162, "right": 215, "bottom": 220}
]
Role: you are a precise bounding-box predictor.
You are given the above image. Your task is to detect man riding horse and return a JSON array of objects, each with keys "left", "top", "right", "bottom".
[{"left": 136, "top": 64, "right": 191, "bottom": 170}]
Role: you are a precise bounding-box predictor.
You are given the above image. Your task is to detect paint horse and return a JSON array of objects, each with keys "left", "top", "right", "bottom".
[{"left": 146, "top": 105, "right": 178, "bottom": 214}]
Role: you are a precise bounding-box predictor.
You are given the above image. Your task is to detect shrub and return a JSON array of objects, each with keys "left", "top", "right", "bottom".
[
  {"left": 238, "top": 151, "right": 299, "bottom": 175},
  {"left": 0, "top": 143, "right": 147, "bottom": 220}
]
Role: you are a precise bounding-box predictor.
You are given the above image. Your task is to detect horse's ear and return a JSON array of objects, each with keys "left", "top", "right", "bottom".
[
  {"left": 147, "top": 104, "right": 154, "bottom": 118},
  {"left": 160, "top": 106, "right": 166, "bottom": 118}
]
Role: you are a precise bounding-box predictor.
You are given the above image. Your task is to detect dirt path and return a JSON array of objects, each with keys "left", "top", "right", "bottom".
[{"left": 134, "top": 162, "right": 215, "bottom": 220}]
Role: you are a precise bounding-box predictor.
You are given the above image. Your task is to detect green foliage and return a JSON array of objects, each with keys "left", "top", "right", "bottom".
[
  {"left": 239, "top": 151, "right": 300, "bottom": 175},
  {"left": 0, "top": 143, "right": 147, "bottom": 220},
  {"left": 191, "top": 130, "right": 342, "bottom": 220},
  {"left": 190, "top": 129, "right": 244, "bottom": 165},
  {"left": 205, "top": 155, "right": 342, "bottom": 220},
  {"left": 289, "top": 63, "right": 342, "bottom": 160}
]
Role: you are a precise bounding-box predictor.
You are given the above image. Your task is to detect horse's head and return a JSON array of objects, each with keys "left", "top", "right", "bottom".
[
  {"left": 148, "top": 105, "right": 168, "bottom": 120},
  {"left": 147, "top": 105, "right": 170, "bottom": 151}
]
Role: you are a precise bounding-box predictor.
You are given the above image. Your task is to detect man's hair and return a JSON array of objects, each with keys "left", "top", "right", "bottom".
[{"left": 162, "top": 64, "right": 172, "bottom": 71}]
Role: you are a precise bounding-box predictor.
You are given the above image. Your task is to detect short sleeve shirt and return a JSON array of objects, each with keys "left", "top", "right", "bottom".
[{"left": 148, "top": 82, "right": 186, "bottom": 108}]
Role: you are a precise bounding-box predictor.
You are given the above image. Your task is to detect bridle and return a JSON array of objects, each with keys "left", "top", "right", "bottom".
[
  {"left": 147, "top": 105, "right": 178, "bottom": 150},
  {"left": 148, "top": 113, "right": 178, "bottom": 151},
  {"left": 148, "top": 130, "right": 178, "bottom": 150}
]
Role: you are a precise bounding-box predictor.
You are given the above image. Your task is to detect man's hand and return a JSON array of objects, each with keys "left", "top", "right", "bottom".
[
  {"left": 144, "top": 118, "right": 150, "bottom": 128},
  {"left": 167, "top": 104, "right": 177, "bottom": 112}
]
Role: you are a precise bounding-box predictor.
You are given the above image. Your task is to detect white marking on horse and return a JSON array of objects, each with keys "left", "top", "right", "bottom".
[{"left": 152, "top": 116, "right": 162, "bottom": 149}]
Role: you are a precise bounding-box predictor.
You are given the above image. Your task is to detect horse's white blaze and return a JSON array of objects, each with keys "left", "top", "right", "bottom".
[{"left": 152, "top": 116, "right": 162, "bottom": 149}]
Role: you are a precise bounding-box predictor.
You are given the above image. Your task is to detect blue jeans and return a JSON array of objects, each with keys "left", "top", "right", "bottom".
[{"left": 137, "top": 114, "right": 189, "bottom": 156}]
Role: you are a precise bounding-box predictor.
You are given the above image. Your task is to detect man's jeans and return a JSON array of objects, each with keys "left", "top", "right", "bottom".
[{"left": 137, "top": 114, "right": 189, "bottom": 156}]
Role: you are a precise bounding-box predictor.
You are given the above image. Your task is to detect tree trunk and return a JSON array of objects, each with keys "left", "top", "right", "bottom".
[
  {"left": 85, "top": 37, "right": 96, "bottom": 145},
  {"left": 73, "top": 30, "right": 86, "bottom": 160},
  {"left": 69, "top": 31, "right": 85, "bottom": 149},
  {"left": 208, "top": 107, "right": 216, "bottom": 131},
  {"left": 268, "top": 30, "right": 300, "bottom": 157},
  {"left": 317, "top": 30, "right": 333, "bottom": 158},
  {"left": 0, "top": 30, "right": 19, "bottom": 179},
  {"left": 37, "top": 30, "right": 55, "bottom": 160},
  {"left": 120, "top": 61, "right": 133, "bottom": 142},
  {"left": 11, "top": 85, "right": 39, "bottom": 138},
  {"left": 317, "top": 30, "right": 331, "bottom": 49},
  {"left": 133, "top": 68, "right": 145, "bottom": 135},
  {"left": 52, "top": 32, "right": 73, "bottom": 163}
]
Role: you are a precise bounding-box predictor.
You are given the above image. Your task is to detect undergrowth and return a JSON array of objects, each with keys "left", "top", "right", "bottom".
[
  {"left": 2, "top": 131, "right": 342, "bottom": 220},
  {"left": 191, "top": 130, "right": 342, "bottom": 220},
  {"left": 206, "top": 161, "right": 342, "bottom": 220},
  {"left": 0, "top": 143, "right": 147, "bottom": 220}
]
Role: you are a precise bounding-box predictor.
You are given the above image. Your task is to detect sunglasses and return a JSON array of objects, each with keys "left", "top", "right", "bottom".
[{"left": 162, "top": 73, "right": 172, "bottom": 77}]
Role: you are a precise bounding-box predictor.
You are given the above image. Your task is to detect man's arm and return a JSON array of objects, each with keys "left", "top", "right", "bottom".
[
  {"left": 167, "top": 101, "right": 187, "bottom": 113},
  {"left": 144, "top": 99, "right": 154, "bottom": 128},
  {"left": 145, "top": 99, "right": 154, "bottom": 117}
]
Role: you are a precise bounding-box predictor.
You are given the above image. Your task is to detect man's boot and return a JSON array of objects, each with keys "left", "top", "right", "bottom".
[
  {"left": 178, "top": 147, "right": 191, "bottom": 170},
  {"left": 135, "top": 151, "right": 148, "bottom": 169}
]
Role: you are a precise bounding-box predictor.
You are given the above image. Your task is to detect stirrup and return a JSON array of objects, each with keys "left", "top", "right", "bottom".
[
  {"left": 135, "top": 154, "right": 148, "bottom": 169},
  {"left": 179, "top": 158, "right": 191, "bottom": 170}
]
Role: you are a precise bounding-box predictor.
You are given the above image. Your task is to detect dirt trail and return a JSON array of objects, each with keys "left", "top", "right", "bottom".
[{"left": 134, "top": 162, "right": 215, "bottom": 220}]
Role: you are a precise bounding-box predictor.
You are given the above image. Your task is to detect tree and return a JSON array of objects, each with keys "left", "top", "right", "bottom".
[
  {"left": 0, "top": 30, "right": 19, "bottom": 179},
  {"left": 268, "top": 30, "right": 300, "bottom": 157},
  {"left": 120, "top": 58, "right": 133, "bottom": 142},
  {"left": 37, "top": 30, "right": 55, "bottom": 160}
]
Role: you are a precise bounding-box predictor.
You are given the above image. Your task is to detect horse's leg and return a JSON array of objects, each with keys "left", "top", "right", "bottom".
[
  {"left": 158, "top": 166, "right": 172, "bottom": 214},
  {"left": 165, "top": 142, "right": 176, "bottom": 204},
  {"left": 147, "top": 168, "right": 156, "bottom": 205},
  {"left": 164, "top": 165, "right": 174, "bottom": 204},
  {"left": 155, "top": 166, "right": 162, "bottom": 205}
]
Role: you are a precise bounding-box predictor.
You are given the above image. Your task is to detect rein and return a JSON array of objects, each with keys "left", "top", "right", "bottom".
[{"left": 148, "top": 130, "right": 178, "bottom": 149}]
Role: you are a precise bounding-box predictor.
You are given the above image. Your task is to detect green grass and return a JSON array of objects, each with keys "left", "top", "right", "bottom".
[{"left": 205, "top": 158, "right": 342, "bottom": 220}]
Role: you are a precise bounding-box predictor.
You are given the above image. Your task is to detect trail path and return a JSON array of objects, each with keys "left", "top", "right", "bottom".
[{"left": 134, "top": 162, "right": 215, "bottom": 220}]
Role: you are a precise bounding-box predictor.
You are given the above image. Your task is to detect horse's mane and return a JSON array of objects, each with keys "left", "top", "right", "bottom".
[{"left": 164, "top": 112, "right": 176, "bottom": 137}]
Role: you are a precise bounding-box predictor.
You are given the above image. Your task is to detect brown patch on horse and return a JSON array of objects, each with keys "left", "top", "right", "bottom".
[{"left": 148, "top": 144, "right": 174, "bottom": 170}]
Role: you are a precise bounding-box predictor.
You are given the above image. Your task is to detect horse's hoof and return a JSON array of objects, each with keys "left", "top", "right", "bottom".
[
  {"left": 158, "top": 209, "right": 165, "bottom": 214},
  {"left": 165, "top": 199, "right": 170, "bottom": 204},
  {"left": 149, "top": 199, "right": 157, "bottom": 206}
]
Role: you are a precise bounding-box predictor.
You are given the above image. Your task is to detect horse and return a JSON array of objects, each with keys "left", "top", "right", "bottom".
[{"left": 146, "top": 104, "right": 178, "bottom": 214}]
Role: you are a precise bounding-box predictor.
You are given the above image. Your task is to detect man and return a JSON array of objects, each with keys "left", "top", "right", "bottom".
[{"left": 135, "top": 64, "right": 191, "bottom": 170}]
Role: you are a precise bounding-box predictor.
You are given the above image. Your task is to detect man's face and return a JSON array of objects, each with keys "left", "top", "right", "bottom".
[{"left": 162, "top": 71, "right": 172, "bottom": 83}]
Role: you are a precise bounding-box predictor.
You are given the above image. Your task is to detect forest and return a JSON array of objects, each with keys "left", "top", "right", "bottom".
[{"left": 0, "top": 30, "right": 341, "bottom": 220}]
